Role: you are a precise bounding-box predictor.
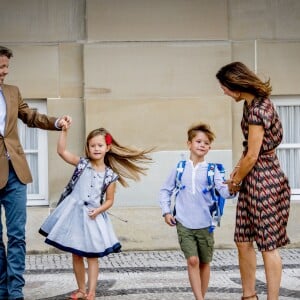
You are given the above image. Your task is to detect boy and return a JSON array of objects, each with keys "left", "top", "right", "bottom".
[{"left": 159, "top": 122, "right": 234, "bottom": 300}]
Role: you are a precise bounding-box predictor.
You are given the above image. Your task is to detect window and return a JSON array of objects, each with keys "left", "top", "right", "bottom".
[
  {"left": 273, "top": 96, "right": 300, "bottom": 200},
  {"left": 18, "top": 100, "right": 48, "bottom": 205}
]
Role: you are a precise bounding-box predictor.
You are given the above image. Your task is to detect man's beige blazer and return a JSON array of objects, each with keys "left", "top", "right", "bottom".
[{"left": 0, "top": 84, "right": 59, "bottom": 189}]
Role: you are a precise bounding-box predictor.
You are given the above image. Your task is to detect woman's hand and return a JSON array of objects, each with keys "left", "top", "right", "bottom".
[{"left": 224, "top": 179, "right": 241, "bottom": 194}]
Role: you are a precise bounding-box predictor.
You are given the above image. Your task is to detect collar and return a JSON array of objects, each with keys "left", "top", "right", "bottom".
[{"left": 189, "top": 159, "right": 206, "bottom": 169}]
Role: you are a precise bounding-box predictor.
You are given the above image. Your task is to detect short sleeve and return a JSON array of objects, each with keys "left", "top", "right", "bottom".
[
  {"left": 105, "top": 168, "right": 119, "bottom": 185},
  {"left": 111, "top": 172, "right": 119, "bottom": 183},
  {"left": 248, "top": 101, "right": 274, "bottom": 129}
]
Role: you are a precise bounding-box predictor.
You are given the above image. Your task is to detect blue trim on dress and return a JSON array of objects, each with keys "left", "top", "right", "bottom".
[
  {"left": 38, "top": 228, "right": 48, "bottom": 237},
  {"left": 44, "top": 238, "right": 122, "bottom": 258}
]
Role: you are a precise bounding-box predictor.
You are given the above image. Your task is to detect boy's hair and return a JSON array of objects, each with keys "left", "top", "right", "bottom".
[
  {"left": 187, "top": 123, "right": 215, "bottom": 143},
  {"left": 0, "top": 46, "right": 13, "bottom": 58},
  {"left": 85, "top": 127, "right": 153, "bottom": 187}
]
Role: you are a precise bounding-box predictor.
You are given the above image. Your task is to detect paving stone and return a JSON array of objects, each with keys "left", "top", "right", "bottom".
[{"left": 23, "top": 248, "right": 300, "bottom": 299}]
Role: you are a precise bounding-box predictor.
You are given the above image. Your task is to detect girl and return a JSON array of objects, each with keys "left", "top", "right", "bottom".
[{"left": 39, "top": 127, "right": 152, "bottom": 300}]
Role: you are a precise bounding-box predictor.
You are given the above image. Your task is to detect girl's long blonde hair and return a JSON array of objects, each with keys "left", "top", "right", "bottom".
[{"left": 85, "top": 128, "right": 153, "bottom": 187}]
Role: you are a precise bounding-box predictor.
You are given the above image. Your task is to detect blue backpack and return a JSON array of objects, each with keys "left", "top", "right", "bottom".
[{"left": 174, "top": 160, "right": 226, "bottom": 232}]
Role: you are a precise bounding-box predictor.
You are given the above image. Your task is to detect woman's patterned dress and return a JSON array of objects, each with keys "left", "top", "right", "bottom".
[{"left": 234, "top": 97, "right": 290, "bottom": 251}]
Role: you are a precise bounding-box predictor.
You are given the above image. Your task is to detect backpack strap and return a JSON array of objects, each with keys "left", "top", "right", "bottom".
[
  {"left": 174, "top": 160, "right": 186, "bottom": 197},
  {"left": 215, "top": 163, "right": 225, "bottom": 181},
  {"left": 57, "top": 157, "right": 89, "bottom": 206},
  {"left": 203, "top": 163, "right": 225, "bottom": 200},
  {"left": 204, "top": 163, "right": 226, "bottom": 232},
  {"left": 172, "top": 160, "right": 186, "bottom": 216},
  {"left": 100, "top": 167, "right": 118, "bottom": 204},
  {"left": 215, "top": 163, "right": 226, "bottom": 216},
  {"left": 203, "top": 163, "right": 216, "bottom": 197}
]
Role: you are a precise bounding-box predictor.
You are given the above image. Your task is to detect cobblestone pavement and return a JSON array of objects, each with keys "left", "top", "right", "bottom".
[{"left": 24, "top": 248, "right": 300, "bottom": 300}]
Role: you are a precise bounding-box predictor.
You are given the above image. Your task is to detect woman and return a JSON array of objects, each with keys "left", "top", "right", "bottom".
[{"left": 216, "top": 62, "right": 290, "bottom": 300}]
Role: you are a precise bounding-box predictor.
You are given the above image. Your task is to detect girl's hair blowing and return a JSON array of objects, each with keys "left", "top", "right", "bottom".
[
  {"left": 85, "top": 128, "right": 153, "bottom": 187},
  {"left": 216, "top": 61, "right": 272, "bottom": 98}
]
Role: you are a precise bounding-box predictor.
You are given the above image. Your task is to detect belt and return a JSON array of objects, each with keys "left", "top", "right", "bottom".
[{"left": 263, "top": 149, "right": 276, "bottom": 155}]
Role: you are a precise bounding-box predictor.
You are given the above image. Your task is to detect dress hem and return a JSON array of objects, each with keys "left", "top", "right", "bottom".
[{"left": 40, "top": 233, "right": 121, "bottom": 258}]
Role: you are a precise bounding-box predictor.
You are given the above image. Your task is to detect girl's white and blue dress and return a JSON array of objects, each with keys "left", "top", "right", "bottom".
[{"left": 39, "top": 159, "right": 121, "bottom": 258}]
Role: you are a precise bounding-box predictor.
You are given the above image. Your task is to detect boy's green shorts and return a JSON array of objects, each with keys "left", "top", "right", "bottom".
[{"left": 176, "top": 221, "right": 214, "bottom": 263}]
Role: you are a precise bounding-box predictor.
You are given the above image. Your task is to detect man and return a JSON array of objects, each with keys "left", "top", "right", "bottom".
[{"left": 0, "top": 45, "right": 72, "bottom": 300}]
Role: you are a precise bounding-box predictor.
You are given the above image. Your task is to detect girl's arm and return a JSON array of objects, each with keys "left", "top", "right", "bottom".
[
  {"left": 88, "top": 182, "right": 116, "bottom": 219},
  {"left": 57, "top": 127, "right": 80, "bottom": 166},
  {"left": 228, "top": 124, "right": 264, "bottom": 193}
]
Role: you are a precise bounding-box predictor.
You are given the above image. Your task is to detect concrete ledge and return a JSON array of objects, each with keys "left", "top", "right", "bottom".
[{"left": 23, "top": 200, "right": 300, "bottom": 253}]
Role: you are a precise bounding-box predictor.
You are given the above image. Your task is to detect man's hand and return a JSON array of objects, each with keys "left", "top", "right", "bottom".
[{"left": 57, "top": 115, "right": 72, "bottom": 129}]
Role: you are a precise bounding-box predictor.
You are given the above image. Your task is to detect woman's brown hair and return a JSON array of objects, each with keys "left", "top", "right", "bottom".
[{"left": 216, "top": 61, "right": 272, "bottom": 98}]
